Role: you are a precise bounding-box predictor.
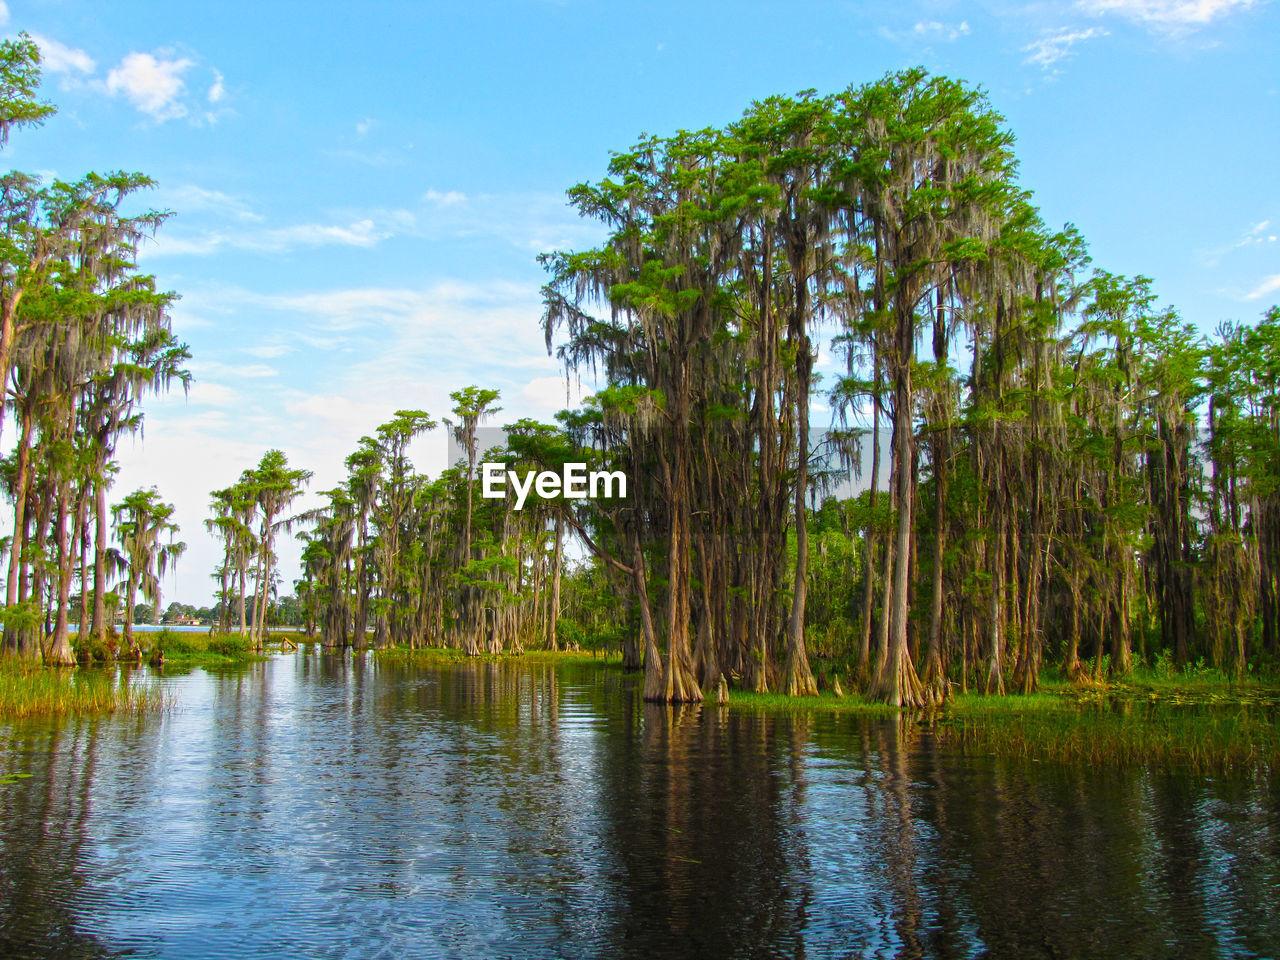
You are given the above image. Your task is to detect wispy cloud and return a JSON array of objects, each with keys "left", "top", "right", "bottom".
[
  {"left": 912, "top": 20, "right": 971, "bottom": 41},
  {"left": 879, "top": 20, "right": 972, "bottom": 43},
  {"left": 261, "top": 219, "right": 387, "bottom": 248},
  {"left": 141, "top": 213, "right": 409, "bottom": 258},
  {"left": 207, "top": 69, "right": 225, "bottom": 104},
  {"left": 241, "top": 343, "right": 294, "bottom": 360},
  {"left": 1024, "top": 27, "right": 1108, "bottom": 67},
  {"left": 29, "top": 33, "right": 96, "bottom": 74},
  {"left": 1203, "top": 218, "right": 1278, "bottom": 266},
  {"left": 1245, "top": 273, "right": 1280, "bottom": 301},
  {"left": 520, "top": 375, "right": 588, "bottom": 413},
  {"left": 1079, "top": 0, "right": 1256, "bottom": 30},
  {"left": 153, "top": 184, "right": 262, "bottom": 223},
  {"left": 424, "top": 188, "right": 467, "bottom": 206},
  {"left": 190, "top": 359, "right": 278, "bottom": 380},
  {"left": 416, "top": 189, "right": 604, "bottom": 253},
  {"left": 1240, "top": 220, "right": 1277, "bottom": 245}
]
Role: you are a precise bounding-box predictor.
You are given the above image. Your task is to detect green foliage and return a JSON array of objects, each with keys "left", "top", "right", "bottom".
[{"left": 207, "top": 633, "right": 252, "bottom": 658}]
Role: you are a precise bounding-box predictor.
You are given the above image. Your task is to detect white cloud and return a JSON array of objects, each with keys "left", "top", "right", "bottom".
[
  {"left": 1024, "top": 27, "right": 1108, "bottom": 67},
  {"left": 241, "top": 343, "right": 294, "bottom": 359},
  {"left": 419, "top": 189, "right": 605, "bottom": 252},
  {"left": 216, "top": 280, "right": 545, "bottom": 368},
  {"left": 261, "top": 219, "right": 385, "bottom": 248},
  {"left": 1240, "top": 220, "right": 1277, "bottom": 245},
  {"left": 29, "top": 33, "right": 96, "bottom": 74},
  {"left": 1245, "top": 274, "right": 1280, "bottom": 300},
  {"left": 207, "top": 69, "right": 224, "bottom": 104},
  {"left": 0, "top": 3, "right": 8, "bottom": 27},
  {"left": 424, "top": 188, "right": 467, "bottom": 205},
  {"left": 912, "top": 20, "right": 971, "bottom": 41},
  {"left": 106, "top": 51, "right": 194, "bottom": 121},
  {"left": 154, "top": 184, "right": 262, "bottom": 223},
  {"left": 355, "top": 117, "right": 376, "bottom": 137},
  {"left": 1203, "top": 218, "right": 1279, "bottom": 265},
  {"left": 879, "top": 20, "right": 971, "bottom": 43},
  {"left": 141, "top": 233, "right": 226, "bottom": 257},
  {"left": 191, "top": 360, "right": 278, "bottom": 380},
  {"left": 141, "top": 214, "right": 407, "bottom": 258},
  {"left": 1079, "top": 0, "right": 1256, "bottom": 28},
  {"left": 520, "top": 375, "right": 588, "bottom": 416},
  {"left": 187, "top": 382, "right": 239, "bottom": 407}
]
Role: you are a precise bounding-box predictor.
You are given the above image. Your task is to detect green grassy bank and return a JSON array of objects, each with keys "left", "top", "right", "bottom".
[{"left": 71, "top": 629, "right": 274, "bottom": 666}]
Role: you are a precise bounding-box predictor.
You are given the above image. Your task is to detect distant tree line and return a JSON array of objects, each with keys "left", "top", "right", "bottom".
[{"left": 290, "top": 394, "right": 572, "bottom": 656}]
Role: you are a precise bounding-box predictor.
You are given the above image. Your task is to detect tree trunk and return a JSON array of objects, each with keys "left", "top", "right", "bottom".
[
  {"left": 868, "top": 354, "right": 924, "bottom": 708},
  {"left": 93, "top": 482, "right": 109, "bottom": 643},
  {"left": 784, "top": 334, "right": 818, "bottom": 697},
  {"left": 46, "top": 483, "right": 76, "bottom": 665},
  {"left": 549, "top": 516, "right": 563, "bottom": 652}
]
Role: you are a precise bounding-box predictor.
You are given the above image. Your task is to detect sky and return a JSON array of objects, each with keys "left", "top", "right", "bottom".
[{"left": 2, "top": 0, "right": 1278, "bottom": 605}]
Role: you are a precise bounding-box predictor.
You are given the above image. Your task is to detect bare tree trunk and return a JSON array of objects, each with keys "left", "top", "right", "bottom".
[
  {"left": 47, "top": 484, "right": 76, "bottom": 665},
  {"left": 869, "top": 355, "right": 924, "bottom": 708},
  {"left": 549, "top": 516, "right": 563, "bottom": 652},
  {"left": 859, "top": 372, "right": 883, "bottom": 684},
  {"left": 5, "top": 401, "right": 34, "bottom": 610},
  {"left": 784, "top": 335, "right": 818, "bottom": 697},
  {"left": 76, "top": 483, "right": 91, "bottom": 648},
  {"left": 92, "top": 482, "right": 109, "bottom": 643}
]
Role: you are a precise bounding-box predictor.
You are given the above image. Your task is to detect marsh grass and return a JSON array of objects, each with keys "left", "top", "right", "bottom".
[
  {"left": 0, "top": 662, "right": 162, "bottom": 720},
  {"left": 376, "top": 646, "right": 626, "bottom": 669},
  {"left": 726, "top": 689, "right": 900, "bottom": 715},
  {"left": 377, "top": 646, "right": 479, "bottom": 664},
  {"left": 521, "top": 650, "right": 625, "bottom": 668},
  {"left": 937, "top": 697, "right": 1278, "bottom": 774},
  {"left": 709, "top": 669, "right": 1280, "bottom": 773},
  {"left": 142, "top": 630, "right": 268, "bottom": 664}
]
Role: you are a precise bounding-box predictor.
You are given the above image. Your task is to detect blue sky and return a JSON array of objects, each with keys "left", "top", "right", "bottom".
[{"left": 3, "top": 0, "right": 1277, "bottom": 604}]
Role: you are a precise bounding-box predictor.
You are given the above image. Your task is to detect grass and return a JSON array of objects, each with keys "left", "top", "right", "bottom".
[
  {"left": 722, "top": 667, "right": 1280, "bottom": 774},
  {"left": 0, "top": 661, "right": 163, "bottom": 720},
  {"left": 147, "top": 630, "right": 270, "bottom": 664},
  {"left": 936, "top": 694, "right": 1278, "bottom": 774},
  {"left": 69, "top": 629, "right": 272, "bottom": 666},
  {"left": 377, "top": 645, "right": 484, "bottom": 664},
  {"left": 726, "top": 688, "right": 901, "bottom": 715},
  {"left": 376, "top": 645, "right": 627, "bottom": 669}
]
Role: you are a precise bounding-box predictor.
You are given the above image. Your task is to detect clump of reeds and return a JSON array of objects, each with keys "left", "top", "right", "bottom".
[
  {"left": 0, "top": 662, "right": 163, "bottom": 720},
  {"left": 937, "top": 701, "right": 1278, "bottom": 775},
  {"left": 726, "top": 689, "right": 900, "bottom": 714}
]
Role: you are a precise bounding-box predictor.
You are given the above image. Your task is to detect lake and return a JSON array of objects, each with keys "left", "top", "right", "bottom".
[{"left": 2, "top": 651, "right": 1277, "bottom": 959}]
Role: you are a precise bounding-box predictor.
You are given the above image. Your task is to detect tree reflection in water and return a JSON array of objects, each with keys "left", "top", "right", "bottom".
[{"left": 0, "top": 655, "right": 1276, "bottom": 959}]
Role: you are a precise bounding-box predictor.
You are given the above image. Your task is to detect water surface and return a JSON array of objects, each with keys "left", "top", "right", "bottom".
[{"left": 1, "top": 652, "right": 1277, "bottom": 959}]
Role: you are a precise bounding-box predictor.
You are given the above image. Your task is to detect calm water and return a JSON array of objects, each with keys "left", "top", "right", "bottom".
[{"left": 1, "top": 652, "right": 1278, "bottom": 959}]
